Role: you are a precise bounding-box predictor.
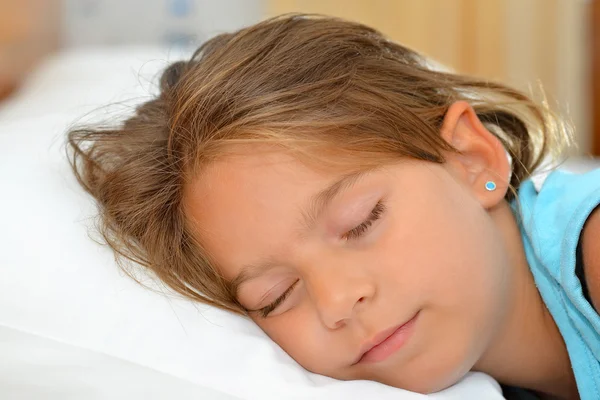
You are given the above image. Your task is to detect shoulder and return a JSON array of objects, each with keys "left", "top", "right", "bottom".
[
  {"left": 582, "top": 206, "right": 600, "bottom": 311},
  {"left": 515, "top": 168, "right": 600, "bottom": 300},
  {"left": 516, "top": 169, "right": 600, "bottom": 267}
]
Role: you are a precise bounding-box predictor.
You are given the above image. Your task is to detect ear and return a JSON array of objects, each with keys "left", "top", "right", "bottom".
[{"left": 440, "top": 101, "right": 511, "bottom": 209}]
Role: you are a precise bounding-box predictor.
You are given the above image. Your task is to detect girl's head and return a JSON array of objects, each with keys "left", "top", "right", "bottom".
[{"left": 68, "top": 14, "right": 571, "bottom": 393}]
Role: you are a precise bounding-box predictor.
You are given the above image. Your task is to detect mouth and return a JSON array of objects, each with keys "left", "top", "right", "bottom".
[{"left": 354, "top": 311, "right": 419, "bottom": 365}]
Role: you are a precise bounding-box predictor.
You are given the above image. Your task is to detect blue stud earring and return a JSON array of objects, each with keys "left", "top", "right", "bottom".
[{"left": 485, "top": 181, "right": 497, "bottom": 191}]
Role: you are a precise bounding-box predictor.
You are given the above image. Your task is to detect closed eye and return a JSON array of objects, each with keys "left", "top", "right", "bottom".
[
  {"left": 341, "top": 201, "right": 385, "bottom": 241},
  {"left": 255, "top": 279, "right": 300, "bottom": 318}
]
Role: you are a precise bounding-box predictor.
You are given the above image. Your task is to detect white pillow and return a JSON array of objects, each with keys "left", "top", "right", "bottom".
[{"left": 0, "top": 47, "right": 504, "bottom": 400}]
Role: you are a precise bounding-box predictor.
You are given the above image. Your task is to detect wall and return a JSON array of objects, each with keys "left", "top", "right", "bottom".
[
  {"left": 0, "top": 0, "right": 60, "bottom": 100},
  {"left": 61, "top": 0, "right": 263, "bottom": 47}
]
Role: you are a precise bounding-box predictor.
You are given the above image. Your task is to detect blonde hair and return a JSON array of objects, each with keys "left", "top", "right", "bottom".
[{"left": 67, "top": 14, "right": 572, "bottom": 314}]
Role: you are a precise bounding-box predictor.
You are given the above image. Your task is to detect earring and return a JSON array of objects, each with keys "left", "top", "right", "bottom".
[{"left": 485, "top": 181, "right": 497, "bottom": 191}]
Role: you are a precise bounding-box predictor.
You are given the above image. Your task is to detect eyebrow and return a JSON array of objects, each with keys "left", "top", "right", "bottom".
[
  {"left": 230, "top": 169, "right": 369, "bottom": 297},
  {"left": 299, "top": 169, "right": 368, "bottom": 232}
]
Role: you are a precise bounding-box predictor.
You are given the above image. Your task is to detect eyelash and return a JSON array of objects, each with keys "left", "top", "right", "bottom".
[
  {"left": 341, "top": 201, "right": 385, "bottom": 241},
  {"left": 255, "top": 201, "right": 386, "bottom": 318},
  {"left": 257, "top": 279, "right": 300, "bottom": 318}
]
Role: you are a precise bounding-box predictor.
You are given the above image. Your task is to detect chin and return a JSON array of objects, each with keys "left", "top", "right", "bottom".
[
  {"left": 373, "top": 374, "right": 458, "bottom": 394},
  {"left": 363, "top": 353, "right": 473, "bottom": 395}
]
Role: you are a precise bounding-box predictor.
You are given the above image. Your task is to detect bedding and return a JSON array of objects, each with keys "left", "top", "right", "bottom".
[{"left": 0, "top": 47, "right": 505, "bottom": 400}]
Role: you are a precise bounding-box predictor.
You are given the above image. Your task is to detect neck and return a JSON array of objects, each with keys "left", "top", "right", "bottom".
[{"left": 473, "top": 202, "right": 578, "bottom": 400}]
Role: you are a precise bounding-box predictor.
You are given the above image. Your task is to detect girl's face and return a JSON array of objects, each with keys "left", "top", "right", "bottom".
[{"left": 184, "top": 148, "right": 511, "bottom": 393}]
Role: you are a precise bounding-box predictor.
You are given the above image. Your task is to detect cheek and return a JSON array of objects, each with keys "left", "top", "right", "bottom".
[
  {"left": 376, "top": 184, "right": 509, "bottom": 384},
  {"left": 252, "top": 309, "right": 339, "bottom": 375},
  {"left": 419, "top": 199, "right": 509, "bottom": 321},
  {"left": 399, "top": 179, "right": 508, "bottom": 300},
  {"left": 420, "top": 202, "right": 510, "bottom": 366}
]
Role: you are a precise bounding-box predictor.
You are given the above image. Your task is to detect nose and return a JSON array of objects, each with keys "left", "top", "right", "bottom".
[{"left": 306, "top": 262, "right": 376, "bottom": 330}]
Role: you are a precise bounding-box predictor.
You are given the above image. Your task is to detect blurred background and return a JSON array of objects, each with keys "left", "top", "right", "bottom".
[{"left": 0, "top": 0, "right": 597, "bottom": 156}]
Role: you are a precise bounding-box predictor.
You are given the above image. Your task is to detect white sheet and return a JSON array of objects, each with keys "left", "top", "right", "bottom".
[
  {"left": 0, "top": 325, "right": 242, "bottom": 400},
  {"left": 0, "top": 47, "right": 504, "bottom": 400}
]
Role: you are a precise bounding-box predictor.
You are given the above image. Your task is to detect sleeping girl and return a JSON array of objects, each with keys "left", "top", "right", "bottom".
[{"left": 67, "top": 14, "right": 600, "bottom": 400}]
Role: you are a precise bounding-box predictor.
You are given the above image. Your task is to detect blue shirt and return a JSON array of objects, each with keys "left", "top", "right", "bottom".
[{"left": 515, "top": 168, "right": 600, "bottom": 399}]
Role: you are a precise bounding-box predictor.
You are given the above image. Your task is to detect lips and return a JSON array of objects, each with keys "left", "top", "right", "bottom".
[{"left": 355, "top": 312, "right": 419, "bottom": 364}]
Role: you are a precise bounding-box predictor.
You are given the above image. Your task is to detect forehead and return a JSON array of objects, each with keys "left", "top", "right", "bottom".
[{"left": 182, "top": 150, "right": 336, "bottom": 278}]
